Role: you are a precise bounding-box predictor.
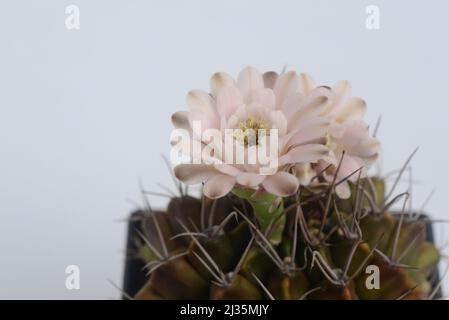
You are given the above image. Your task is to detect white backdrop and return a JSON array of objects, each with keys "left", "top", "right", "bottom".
[{"left": 0, "top": 0, "right": 448, "bottom": 299}]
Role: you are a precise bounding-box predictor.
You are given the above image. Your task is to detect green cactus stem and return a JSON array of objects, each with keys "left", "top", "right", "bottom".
[{"left": 232, "top": 187, "right": 285, "bottom": 244}]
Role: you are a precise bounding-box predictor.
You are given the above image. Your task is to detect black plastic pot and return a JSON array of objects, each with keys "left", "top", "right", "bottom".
[
  {"left": 122, "top": 211, "right": 442, "bottom": 299},
  {"left": 122, "top": 211, "right": 148, "bottom": 299}
]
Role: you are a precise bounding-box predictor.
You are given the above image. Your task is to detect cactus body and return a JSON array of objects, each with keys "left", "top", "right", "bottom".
[{"left": 131, "top": 178, "right": 439, "bottom": 300}]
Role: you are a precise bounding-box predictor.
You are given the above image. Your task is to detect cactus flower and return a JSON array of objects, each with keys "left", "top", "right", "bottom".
[
  {"left": 171, "top": 67, "right": 331, "bottom": 199},
  {"left": 307, "top": 80, "right": 380, "bottom": 198}
]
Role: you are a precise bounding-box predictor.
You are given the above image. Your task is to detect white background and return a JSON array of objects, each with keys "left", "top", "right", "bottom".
[{"left": 0, "top": 0, "right": 448, "bottom": 299}]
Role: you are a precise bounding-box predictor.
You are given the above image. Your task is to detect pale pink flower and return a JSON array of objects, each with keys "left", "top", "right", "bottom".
[
  {"left": 297, "top": 78, "right": 380, "bottom": 198},
  {"left": 171, "top": 67, "right": 330, "bottom": 199}
]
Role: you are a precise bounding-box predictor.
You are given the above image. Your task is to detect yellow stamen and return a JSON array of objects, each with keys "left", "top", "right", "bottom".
[{"left": 234, "top": 118, "right": 270, "bottom": 146}]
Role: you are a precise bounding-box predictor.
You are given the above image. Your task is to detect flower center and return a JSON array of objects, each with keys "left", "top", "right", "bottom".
[{"left": 234, "top": 117, "right": 270, "bottom": 146}]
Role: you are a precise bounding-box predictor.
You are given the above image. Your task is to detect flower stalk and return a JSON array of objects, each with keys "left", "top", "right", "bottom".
[{"left": 232, "top": 187, "right": 285, "bottom": 244}]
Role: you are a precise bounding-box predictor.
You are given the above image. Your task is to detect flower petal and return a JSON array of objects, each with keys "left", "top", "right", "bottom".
[
  {"left": 304, "top": 85, "right": 333, "bottom": 103},
  {"left": 187, "top": 90, "right": 219, "bottom": 130},
  {"left": 214, "top": 163, "right": 241, "bottom": 176},
  {"left": 329, "top": 122, "right": 345, "bottom": 139},
  {"left": 187, "top": 90, "right": 216, "bottom": 116},
  {"left": 270, "top": 110, "right": 288, "bottom": 136},
  {"left": 262, "top": 172, "right": 299, "bottom": 196},
  {"left": 238, "top": 66, "right": 264, "bottom": 102},
  {"left": 287, "top": 96, "right": 329, "bottom": 132},
  {"left": 171, "top": 111, "right": 191, "bottom": 130},
  {"left": 336, "top": 97, "right": 367, "bottom": 123},
  {"left": 280, "top": 93, "right": 304, "bottom": 118},
  {"left": 355, "top": 138, "right": 380, "bottom": 159},
  {"left": 332, "top": 80, "right": 352, "bottom": 111},
  {"left": 188, "top": 109, "right": 218, "bottom": 132},
  {"left": 251, "top": 88, "right": 275, "bottom": 109},
  {"left": 298, "top": 73, "right": 315, "bottom": 94},
  {"left": 294, "top": 163, "right": 315, "bottom": 186},
  {"left": 274, "top": 71, "right": 299, "bottom": 108},
  {"left": 216, "top": 86, "right": 244, "bottom": 119},
  {"left": 280, "top": 144, "right": 329, "bottom": 165},
  {"left": 203, "top": 174, "right": 236, "bottom": 199},
  {"left": 210, "top": 72, "right": 235, "bottom": 97},
  {"left": 236, "top": 173, "right": 266, "bottom": 188},
  {"left": 263, "top": 71, "right": 278, "bottom": 89},
  {"left": 335, "top": 181, "right": 351, "bottom": 199},
  {"left": 337, "top": 120, "right": 369, "bottom": 147},
  {"left": 286, "top": 119, "right": 329, "bottom": 147},
  {"left": 174, "top": 164, "right": 219, "bottom": 184},
  {"left": 335, "top": 155, "right": 367, "bottom": 180},
  {"left": 246, "top": 103, "right": 271, "bottom": 120}
]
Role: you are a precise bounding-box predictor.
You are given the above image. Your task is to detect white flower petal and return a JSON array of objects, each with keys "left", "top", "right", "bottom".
[
  {"left": 238, "top": 66, "right": 264, "bottom": 102},
  {"left": 262, "top": 172, "right": 299, "bottom": 196},
  {"left": 174, "top": 164, "right": 219, "bottom": 184},
  {"left": 217, "top": 86, "right": 244, "bottom": 119},
  {"left": 263, "top": 71, "right": 278, "bottom": 89},
  {"left": 336, "top": 97, "right": 367, "bottom": 123},
  {"left": 335, "top": 181, "right": 351, "bottom": 199},
  {"left": 287, "top": 96, "right": 329, "bottom": 132},
  {"left": 303, "top": 86, "right": 333, "bottom": 111},
  {"left": 251, "top": 88, "right": 276, "bottom": 109},
  {"left": 171, "top": 111, "right": 191, "bottom": 130},
  {"left": 210, "top": 72, "right": 235, "bottom": 97},
  {"left": 280, "top": 144, "right": 329, "bottom": 166},
  {"left": 233, "top": 104, "right": 248, "bottom": 120},
  {"left": 280, "top": 93, "right": 304, "bottom": 118},
  {"left": 336, "top": 155, "right": 367, "bottom": 180},
  {"left": 298, "top": 73, "right": 315, "bottom": 94},
  {"left": 226, "top": 114, "right": 240, "bottom": 129},
  {"left": 246, "top": 103, "right": 271, "bottom": 120},
  {"left": 236, "top": 173, "right": 266, "bottom": 188},
  {"left": 286, "top": 119, "right": 329, "bottom": 147},
  {"left": 203, "top": 174, "right": 236, "bottom": 199},
  {"left": 329, "top": 122, "right": 345, "bottom": 138},
  {"left": 243, "top": 162, "right": 260, "bottom": 174},
  {"left": 270, "top": 110, "right": 288, "bottom": 136},
  {"left": 337, "top": 120, "right": 369, "bottom": 147},
  {"left": 294, "top": 163, "right": 315, "bottom": 186},
  {"left": 214, "top": 163, "right": 241, "bottom": 176},
  {"left": 332, "top": 80, "right": 352, "bottom": 111},
  {"left": 274, "top": 71, "right": 299, "bottom": 108},
  {"left": 188, "top": 109, "right": 218, "bottom": 132},
  {"left": 187, "top": 90, "right": 216, "bottom": 116},
  {"left": 187, "top": 90, "right": 219, "bottom": 130},
  {"left": 355, "top": 138, "right": 380, "bottom": 159}
]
